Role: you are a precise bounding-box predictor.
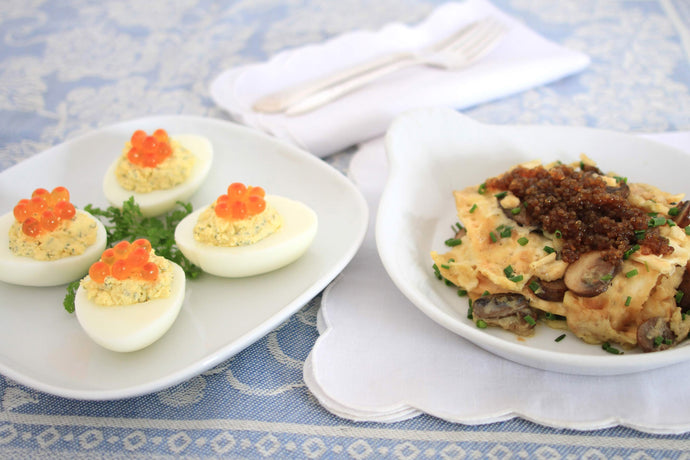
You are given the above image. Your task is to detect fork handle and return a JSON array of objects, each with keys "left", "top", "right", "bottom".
[
  {"left": 252, "top": 51, "right": 412, "bottom": 113},
  {"left": 284, "top": 57, "right": 419, "bottom": 115}
]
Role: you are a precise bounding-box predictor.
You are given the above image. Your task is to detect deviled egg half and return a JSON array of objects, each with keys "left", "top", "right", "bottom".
[
  {"left": 175, "top": 182, "right": 318, "bottom": 277},
  {"left": 74, "top": 239, "right": 185, "bottom": 352},
  {"left": 103, "top": 129, "right": 213, "bottom": 216},
  {"left": 0, "top": 186, "right": 107, "bottom": 286}
]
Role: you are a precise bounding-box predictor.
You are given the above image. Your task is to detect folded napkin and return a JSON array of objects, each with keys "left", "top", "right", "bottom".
[
  {"left": 303, "top": 133, "right": 690, "bottom": 434},
  {"left": 210, "top": 0, "right": 590, "bottom": 157}
]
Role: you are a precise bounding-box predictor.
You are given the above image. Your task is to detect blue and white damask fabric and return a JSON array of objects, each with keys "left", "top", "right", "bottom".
[{"left": 1, "top": 0, "right": 690, "bottom": 458}]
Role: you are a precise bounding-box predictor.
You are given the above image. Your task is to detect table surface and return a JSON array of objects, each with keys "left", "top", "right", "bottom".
[{"left": 2, "top": 0, "right": 690, "bottom": 458}]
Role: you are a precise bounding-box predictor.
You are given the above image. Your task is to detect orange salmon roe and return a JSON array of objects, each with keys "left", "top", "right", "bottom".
[
  {"left": 13, "top": 187, "right": 77, "bottom": 238},
  {"left": 126, "top": 128, "right": 172, "bottom": 168},
  {"left": 88, "top": 239, "right": 159, "bottom": 284},
  {"left": 214, "top": 183, "right": 266, "bottom": 221}
]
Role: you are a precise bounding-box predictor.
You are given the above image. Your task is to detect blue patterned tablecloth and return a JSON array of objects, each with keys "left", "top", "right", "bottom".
[{"left": 2, "top": 0, "right": 690, "bottom": 458}]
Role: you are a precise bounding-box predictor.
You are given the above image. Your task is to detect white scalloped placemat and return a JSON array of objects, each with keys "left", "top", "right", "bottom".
[{"left": 304, "top": 132, "right": 690, "bottom": 434}]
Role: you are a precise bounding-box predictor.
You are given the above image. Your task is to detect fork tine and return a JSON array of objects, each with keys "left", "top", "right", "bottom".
[
  {"left": 442, "top": 18, "right": 505, "bottom": 52},
  {"left": 447, "top": 19, "right": 506, "bottom": 63}
]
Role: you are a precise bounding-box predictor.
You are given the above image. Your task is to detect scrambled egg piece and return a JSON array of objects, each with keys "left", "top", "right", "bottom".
[
  {"left": 81, "top": 253, "right": 173, "bottom": 306},
  {"left": 193, "top": 202, "right": 282, "bottom": 247},
  {"left": 9, "top": 213, "right": 98, "bottom": 261},
  {"left": 115, "top": 139, "right": 195, "bottom": 192},
  {"left": 432, "top": 158, "right": 690, "bottom": 351}
]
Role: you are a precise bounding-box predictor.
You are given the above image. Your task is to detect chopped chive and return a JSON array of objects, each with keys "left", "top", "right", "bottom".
[
  {"left": 432, "top": 263, "right": 442, "bottom": 280},
  {"left": 554, "top": 230, "right": 562, "bottom": 239},
  {"left": 653, "top": 336, "right": 663, "bottom": 347},
  {"left": 669, "top": 207, "right": 680, "bottom": 216},
  {"left": 467, "top": 305, "right": 473, "bottom": 319},
  {"left": 625, "top": 296, "right": 632, "bottom": 306},
  {"left": 685, "top": 225, "right": 690, "bottom": 235},
  {"left": 500, "top": 227, "right": 512, "bottom": 238},
  {"left": 441, "top": 264, "right": 450, "bottom": 269},
  {"left": 675, "top": 291, "right": 684, "bottom": 304},
  {"left": 455, "top": 222, "right": 464, "bottom": 231},
  {"left": 602, "top": 342, "right": 623, "bottom": 355},
  {"left": 524, "top": 315, "right": 536, "bottom": 326},
  {"left": 469, "top": 203, "right": 478, "bottom": 213},
  {"left": 635, "top": 229, "right": 647, "bottom": 240},
  {"left": 555, "top": 334, "right": 566, "bottom": 342},
  {"left": 476, "top": 319, "right": 488, "bottom": 329},
  {"left": 543, "top": 246, "right": 555, "bottom": 254},
  {"left": 444, "top": 238, "right": 462, "bottom": 247},
  {"left": 503, "top": 265, "right": 514, "bottom": 277},
  {"left": 517, "top": 237, "right": 529, "bottom": 246},
  {"left": 625, "top": 269, "right": 638, "bottom": 278},
  {"left": 545, "top": 312, "right": 566, "bottom": 321},
  {"left": 444, "top": 279, "right": 453, "bottom": 287},
  {"left": 614, "top": 176, "right": 628, "bottom": 184},
  {"left": 600, "top": 274, "right": 613, "bottom": 281},
  {"left": 477, "top": 183, "right": 487, "bottom": 194},
  {"left": 623, "top": 244, "right": 640, "bottom": 259},
  {"left": 482, "top": 290, "right": 490, "bottom": 296},
  {"left": 509, "top": 274, "right": 524, "bottom": 283},
  {"left": 494, "top": 191, "right": 508, "bottom": 199},
  {"left": 528, "top": 281, "right": 540, "bottom": 292},
  {"left": 668, "top": 219, "right": 676, "bottom": 227},
  {"left": 511, "top": 207, "right": 521, "bottom": 215},
  {"left": 489, "top": 231, "right": 497, "bottom": 242},
  {"left": 649, "top": 216, "right": 667, "bottom": 227},
  {"left": 457, "top": 289, "right": 468, "bottom": 297}
]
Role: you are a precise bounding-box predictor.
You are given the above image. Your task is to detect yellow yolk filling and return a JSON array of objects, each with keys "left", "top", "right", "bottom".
[
  {"left": 81, "top": 253, "right": 173, "bottom": 306},
  {"left": 9, "top": 213, "right": 98, "bottom": 261},
  {"left": 193, "top": 202, "right": 282, "bottom": 247},
  {"left": 115, "top": 139, "right": 195, "bottom": 193}
]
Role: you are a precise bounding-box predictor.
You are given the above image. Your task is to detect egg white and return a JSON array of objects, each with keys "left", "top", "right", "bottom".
[
  {"left": 0, "top": 210, "right": 107, "bottom": 287},
  {"left": 74, "top": 261, "right": 185, "bottom": 352},
  {"left": 174, "top": 195, "right": 318, "bottom": 277},
  {"left": 102, "top": 134, "right": 213, "bottom": 217}
]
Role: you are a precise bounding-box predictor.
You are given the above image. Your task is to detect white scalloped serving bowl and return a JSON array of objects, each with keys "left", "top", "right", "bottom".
[{"left": 377, "top": 107, "right": 690, "bottom": 375}]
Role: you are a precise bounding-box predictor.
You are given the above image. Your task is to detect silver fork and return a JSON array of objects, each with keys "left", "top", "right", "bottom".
[{"left": 251, "top": 18, "right": 507, "bottom": 116}]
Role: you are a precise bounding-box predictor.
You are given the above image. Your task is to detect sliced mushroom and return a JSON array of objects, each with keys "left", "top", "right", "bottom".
[
  {"left": 637, "top": 317, "right": 676, "bottom": 352},
  {"left": 528, "top": 277, "right": 567, "bottom": 302},
  {"left": 500, "top": 204, "right": 530, "bottom": 226},
  {"left": 563, "top": 251, "right": 620, "bottom": 297},
  {"left": 581, "top": 164, "right": 603, "bottom": 174},
  {"left": 606, "top": 180, "right": 630, "bottom": 199},
  {"left": 672, "top": 201, "right": 690, "bottom": 228},
  {"left": 472, "top": 293, "right": 539, "bottom": 336}
]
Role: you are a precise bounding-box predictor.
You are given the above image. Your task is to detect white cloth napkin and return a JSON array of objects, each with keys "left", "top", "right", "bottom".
[
  {"left": 303, "top": 132, "right": 690, "bottom": 434},
  {"left": 210, "top": 0, "right": 590, "bottom": 157}
]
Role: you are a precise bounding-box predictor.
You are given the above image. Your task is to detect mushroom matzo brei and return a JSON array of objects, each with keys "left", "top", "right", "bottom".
[{"left": 431, "top": 156, "right": 690, "bottom": 353}]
